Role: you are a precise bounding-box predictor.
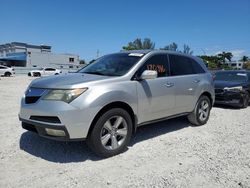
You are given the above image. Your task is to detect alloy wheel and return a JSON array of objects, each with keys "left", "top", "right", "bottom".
[
  {"left": 198, "top": 100, "right": 210, "bottom": 122},
  {"left": 100, "top": 116, "right": 128, "bottom": 150}
]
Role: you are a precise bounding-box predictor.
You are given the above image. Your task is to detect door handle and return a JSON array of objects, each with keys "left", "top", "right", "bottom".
[
  {"left": 193, "top": 79, "right": 200, "bottom": 83},
  {"left": 164, "top": 82, "right": 174, "bottom": 88}
]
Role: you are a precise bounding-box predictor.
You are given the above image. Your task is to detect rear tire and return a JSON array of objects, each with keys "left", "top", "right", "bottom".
[
  {"left": 188, "top": 95, "right": 211, "bottom": 126},
  {"left": 87, "top": 108, "right": 133, "bottom": 157},
  {"left": 240, "top": 93, "right": 249, "bottom": 108}
]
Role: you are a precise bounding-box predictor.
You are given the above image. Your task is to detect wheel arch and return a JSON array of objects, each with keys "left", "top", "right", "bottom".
[
  {"left": 200, "top": 91, "right": 213, "bottom": 106},
  {"left": 4, "top": 71, "right": 11, "bottom": 76},
  {"left": 87, "top": 101, "right": 137, "bottom": 138}
]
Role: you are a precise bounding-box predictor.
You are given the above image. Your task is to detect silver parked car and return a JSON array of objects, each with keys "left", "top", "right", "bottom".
[
  {"left": 28, "top": 67, "right": 62, "bottom": 77},
  {"left": 19, "top": 50, "right": 215, "bottom": 157}
]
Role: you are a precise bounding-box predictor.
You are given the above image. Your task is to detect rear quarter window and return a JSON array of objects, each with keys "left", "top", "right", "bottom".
[{"left": 191, "top": 59, "right": 206, "bottom": 74}]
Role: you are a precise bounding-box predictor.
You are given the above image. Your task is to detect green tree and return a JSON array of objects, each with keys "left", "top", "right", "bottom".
[
  {"left": 161, "top": 42, "right": 178, "bottom": 51},
  {"left": 217, "top": 52, "right": 233, "bottom": 62},
  {"left": 161, "top": 43, "right": 193, "bottom": 54},
  {"left": 199, "top": 55, "right": 230, "bottom": 70},
  {"left": 243, "top": 62, "right": 250, "bottom": 69},
  {"left": 122, "top": 38, "right": 155, "bottom": 50},
  {"left": 240, "top": 56, "right": 249, "bottom": 62},
  {"left": 183, "top": 44, "right": 193, "bottom": 55}
]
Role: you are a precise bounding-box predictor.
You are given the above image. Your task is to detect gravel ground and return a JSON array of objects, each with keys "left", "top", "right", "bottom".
[{"left": 0, "top": 75, "right": 250, "bottom": 188}]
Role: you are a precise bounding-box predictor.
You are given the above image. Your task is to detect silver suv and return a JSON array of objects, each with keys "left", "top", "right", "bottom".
[{"left": 19, "top": 50, "right": 215, "bottom": 157}]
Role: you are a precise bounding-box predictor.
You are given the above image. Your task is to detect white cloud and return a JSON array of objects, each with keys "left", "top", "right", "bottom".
[{"left": 231, "top": 50, "right": 245, "bottom": 59}]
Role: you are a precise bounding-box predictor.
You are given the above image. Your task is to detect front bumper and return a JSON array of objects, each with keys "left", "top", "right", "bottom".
[
  {"left": 215, "top": 90, "right": 244, "bottom": 106},
  {"left": 19, "top": 95, "right": 98, "bottom": 140},
  {"left": 19, "top": 117, "right": 82, "bottom": 141}
]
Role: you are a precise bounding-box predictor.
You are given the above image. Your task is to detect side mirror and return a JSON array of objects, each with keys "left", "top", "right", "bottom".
[{"left": 140, "top": 70, "right": 158, "bottom": 80}]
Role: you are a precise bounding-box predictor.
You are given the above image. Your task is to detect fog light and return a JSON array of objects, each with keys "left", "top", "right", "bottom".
[{"left": 45, "top": 128, "right": 66, "bottom": 137}]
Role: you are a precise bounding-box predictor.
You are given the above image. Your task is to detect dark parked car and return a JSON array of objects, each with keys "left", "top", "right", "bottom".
[{"left": 214, "top": 70, "right": 250, "bottom": 108}]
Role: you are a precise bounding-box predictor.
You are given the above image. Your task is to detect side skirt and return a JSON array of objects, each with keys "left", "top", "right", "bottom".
[{"left": 137, "top": 112, "right": 190, "bottom": 127}]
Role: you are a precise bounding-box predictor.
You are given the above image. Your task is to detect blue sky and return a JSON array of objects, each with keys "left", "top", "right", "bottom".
[{"left": 1, "top": 0, "right": 250, "bottom": 61}]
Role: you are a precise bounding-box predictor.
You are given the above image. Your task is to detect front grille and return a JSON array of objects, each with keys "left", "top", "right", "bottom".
[
  {"left": 25, "top": 96, "right": 40, "bottom": 104},
  {"left": 30, "top": 116, "right": 61, "bottom": 124},
  {"left": 215, "top": 88, "right": 224, "bottom": 94}
]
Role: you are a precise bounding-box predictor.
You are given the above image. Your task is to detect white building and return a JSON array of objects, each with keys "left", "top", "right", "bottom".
[
  {"left": 225, "top": 61, "right": 243, "bottom": 69},
  {"left": 0, "top": 42, "right": 80, "bottom": 69}
]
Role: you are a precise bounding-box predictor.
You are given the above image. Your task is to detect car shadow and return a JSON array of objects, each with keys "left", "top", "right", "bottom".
[
  {"left": 213, "top": 104, "right": 243, "bottom": 110},
  {"left": 19, "top": 116, "right": 190, "bottom": 163},
  {"left": 130, "top": 116, "right": 189, "bottom": 146}
]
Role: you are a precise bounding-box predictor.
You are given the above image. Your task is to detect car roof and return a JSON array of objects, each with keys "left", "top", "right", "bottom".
[
  {"left": 116, "top": 50, "right": 207, "bottom": 72},
  {"left": 119, "top": 49, "right": 193, "bottom": 56}
]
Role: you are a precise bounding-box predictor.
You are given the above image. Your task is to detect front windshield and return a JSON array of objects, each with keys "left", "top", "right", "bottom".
[
  {"left": 79, "top": 53, "right": 143, "bottom": 76},
  {"left": 215, "top": 72, "right": 248, "bottom": 82}
]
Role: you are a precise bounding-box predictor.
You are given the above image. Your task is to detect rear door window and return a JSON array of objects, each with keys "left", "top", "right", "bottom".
[
  {"left": 169, "top": 55, "right": 194, "bottom": 76},
  {"left": 169, "top": 55, "right": 205, "bottom": 76}
]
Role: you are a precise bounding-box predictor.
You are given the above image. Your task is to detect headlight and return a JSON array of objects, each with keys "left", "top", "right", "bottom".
[
  {"left": 224, "top": 86, "right": 243, "bottom": 92},
  {"left": 43, "top": 88, "right": 88, "bottom": 103}
]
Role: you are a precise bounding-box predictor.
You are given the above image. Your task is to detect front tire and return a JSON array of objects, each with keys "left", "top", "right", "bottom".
[
  {"left": 188, "top": 95, "right": 211, "bottom": 126},
  {"left": 87, "top": 108, "right": 133, "bottom": 157},
  {"left": 4, "top": 72, "right": 11, "bottom": 77}
]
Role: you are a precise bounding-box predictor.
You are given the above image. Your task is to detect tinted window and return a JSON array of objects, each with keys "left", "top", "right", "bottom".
[
  {"left": 191, "top": 59, "right": 205, "bottom": 74},
  {"left": 215, "top": 72, "right": 248, "bottom": 82},
  {"left": 169, "top": 55, "right": 194, "bottom": 76},
  {"left": 45, "top": 68, "right": 55, "bottom": 71},
  {"left": 138, "top": 54, "right": 169, "bottom": 77}
]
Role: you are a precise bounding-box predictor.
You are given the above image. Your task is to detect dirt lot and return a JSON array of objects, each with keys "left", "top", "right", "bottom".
[{"left": 0, "top": 75, "right": 250, "bottom": 188}]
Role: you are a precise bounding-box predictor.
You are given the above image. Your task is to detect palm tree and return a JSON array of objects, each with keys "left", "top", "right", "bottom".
[
  {"left": 240, "top": 56, "right": 249, "bottom": 62},
  {"left": 218, "top": 52, "right": 233, "bottom": 62}
]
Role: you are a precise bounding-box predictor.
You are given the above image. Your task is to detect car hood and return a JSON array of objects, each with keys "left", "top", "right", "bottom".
[
  {"left": 214, "top": 80, "right": 246, "bottom": 89},
  {"left": 30, "top": 73, "right": 112, "bottom": 89}
]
